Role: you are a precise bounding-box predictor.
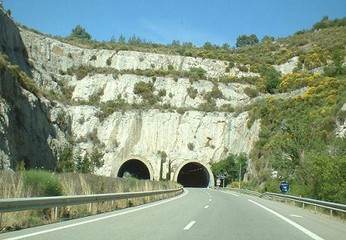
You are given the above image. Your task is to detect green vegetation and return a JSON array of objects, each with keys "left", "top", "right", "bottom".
[
  {"left": 23, "top": 170, "right": 63, "bottom": 197},
  {"left": 236, "top": 34, "right": 259, "bottom": 48},
  {"left": 64, "top": 65, "right": 207, "bottom": 82},
  {"left": 0, "top": 53, "right": 40, "bottom": 97},
  {"left": 311, "top": 15, "right": 346, "bottom": 30},
  {"left": 211, "top": 153, "right": 248, "bottom": 186},
  {"left": 248, "top": 74, "right": 346, "bottom": 203},
  {"left": 57, "top": 146, "right": 104, "bottom": 174},
  {"left": 69, "top": 24, "right": 91, "bottom": 40},
  {"left": 18, "top": 16, "right": 345, "bottom": 72},
  {"left": 187, "top": 143, "right": 195, "bottom": 151},
  {"left": 133, "top": 81, "right": 156, "bottom": 104}
]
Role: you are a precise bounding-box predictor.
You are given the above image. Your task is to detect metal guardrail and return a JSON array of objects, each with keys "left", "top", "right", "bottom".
[
  {"left": 0, "top": 188, "right": 183, "bottom": 213},
  {"left": 229, "top": 188, "right": 346, "bottom": 217},
  {"left": 228, "top": 188, "right": 262, "bottom": 197},
  {"left": 261, "top": 192, "right": 346, "bottom": 216}
]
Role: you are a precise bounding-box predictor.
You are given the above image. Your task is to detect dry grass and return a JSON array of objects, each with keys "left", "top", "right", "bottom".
[{"left": 0, "top": 171, "right": 181, "bottom": 232}]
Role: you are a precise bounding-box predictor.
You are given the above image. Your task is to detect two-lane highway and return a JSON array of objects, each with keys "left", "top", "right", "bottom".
[{"left": 1, "top": 188, "right": 345, "bottom": 240}]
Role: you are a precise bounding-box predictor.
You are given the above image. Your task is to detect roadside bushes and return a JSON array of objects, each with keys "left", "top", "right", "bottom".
[{"left": 23, "top": 170, "right": 62, "bottom": 197}]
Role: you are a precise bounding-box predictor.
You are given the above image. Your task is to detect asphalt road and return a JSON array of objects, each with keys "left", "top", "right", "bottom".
[{"left": 1, "top": 188, "right": 345, "bottom": 240}]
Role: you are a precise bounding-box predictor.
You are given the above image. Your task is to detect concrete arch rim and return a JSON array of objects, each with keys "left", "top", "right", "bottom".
[
  {"left": 173, "top": 160, "right": 214, "bottom": 187},
  {"left": 116, "top": 157, "right": 155, "bottom": 180}
]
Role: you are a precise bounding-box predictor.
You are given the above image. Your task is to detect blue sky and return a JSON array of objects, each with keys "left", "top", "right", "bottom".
[{"left": 3, "top": 0, "right": 346, "bottom": 47}]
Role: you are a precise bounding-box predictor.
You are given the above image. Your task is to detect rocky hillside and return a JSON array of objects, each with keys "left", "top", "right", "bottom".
[{"left": 0, "top": 9, "right": 262, "bottom": 179}]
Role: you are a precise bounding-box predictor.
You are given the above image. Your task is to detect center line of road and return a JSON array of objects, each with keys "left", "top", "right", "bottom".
[
  {"left": 183, "top": 221, "right": 196, "bottom": 230},
  {"left": 248, "top": 200, "right": 324, "bottom": 240}
]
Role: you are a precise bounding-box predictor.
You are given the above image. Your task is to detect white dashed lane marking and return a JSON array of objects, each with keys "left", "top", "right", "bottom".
[{"left": 183, "top": 221, "right": 196, "bottom": 230}]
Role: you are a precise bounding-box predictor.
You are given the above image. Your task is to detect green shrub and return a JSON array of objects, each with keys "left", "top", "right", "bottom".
[
  {"left": 106, "top": 57, "right": 112, "bottom": 66},
  {"left": 210, "top": 84, "right": 224, "bottom": 99},
  {"left": 220, "top": 104, "right": 235, "bottom": 112},
  {"left": 238, "top": 65, "right": 248, "bottom": 72},
  {"left": 198, "top": 99, "right": 216, "bottom": 112},
  {"left": 187, "top": 143, "right": 195, "bottom": 151},
  {"left": 158, "top": 89, "right": 166, "bottom": 97},
  {"left": 244, "top": 87, "right": 259, "bottom": 98},
  {"left": 260, "top": 66, "right": 281, "bottom": 94},
  {"left": 189, "top": 67, "right": 206, "bottom": 81},
  {"left": 187, "top": 87, "right": 198, "bottom": 99},
  {"left": 23, "top": 170, "right": 63, "bottom": 196},
  {"left": 67, "top": 65, "right": 95, "bottom": 80},
  {"left": 133, "top": 81, "right": 154, "bottom": 98},
  {"left": 176, "top": 107, "right": 187, "bottom": 114}
]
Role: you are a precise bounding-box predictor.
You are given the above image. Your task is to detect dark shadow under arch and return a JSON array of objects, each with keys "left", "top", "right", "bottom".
[
  {"left": 117, "top": 159, "right": 150, "bottom": 179},
  {"left": 177, "top": 162, "right": 210, "bottom": 187}
]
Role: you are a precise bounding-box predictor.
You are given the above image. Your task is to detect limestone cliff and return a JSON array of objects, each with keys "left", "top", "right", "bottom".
[{"left": 0, "top": 9, "right": 57, "bottom": 169}]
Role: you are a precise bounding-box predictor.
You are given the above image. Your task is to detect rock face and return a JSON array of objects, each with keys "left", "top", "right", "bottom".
[
  {"left": 0, "top": 9, "right": 30, "bottom": 73},
  {"left": 336, "top": 103, "right": 346, "bottom": 138},
  {"left": 0, "top": 9, "right": 57, "bottom": 169},
  {"left": 0, "top": 9, "right": 262, "bottom": 182},
  {"left": 273, "top": 56, "right": 299, "bottom": 75}
]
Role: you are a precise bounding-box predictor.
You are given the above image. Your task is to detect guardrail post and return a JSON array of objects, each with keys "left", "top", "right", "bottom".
[{"left": 54, "top": 207, "right": 58, "bottom": 221}]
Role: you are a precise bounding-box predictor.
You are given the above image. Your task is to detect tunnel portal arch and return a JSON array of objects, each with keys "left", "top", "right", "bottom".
[
  {"left": 117, "top": 159, "right": 153, "bottom": 180},
  {"left": 174, "top": 161, "right": 214, "bottom": 188}
]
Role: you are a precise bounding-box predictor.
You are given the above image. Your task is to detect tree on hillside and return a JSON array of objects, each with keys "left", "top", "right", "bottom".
[
  {"left": 236, "top": 34, "right": 259, "bottom": 47},
  {"left": 261, "top": 35, "right": 275, "bottom": 43},
  {"left": 203, "top": 42, "right": 214, "bottom": 50},
  {"left": 70, "top": 25, "right": 92, "bottom": 40},
  {"left": 260, "top": 66, "right": 281, "bottom": 94},
  {"left": 56, "top": 146, "right": 74, "bottom": 172},
  {"left": 89, "top": 148, "right": 104, "bottom": 174},
  {"left": 312, "top": 16, "right": 346, "bottom": 30},
  {"left": 118, "top": 34, "right": 126, "bottom": 43}
]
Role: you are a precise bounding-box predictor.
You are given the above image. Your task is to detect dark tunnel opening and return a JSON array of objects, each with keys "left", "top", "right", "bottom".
[
  {"left": 177, "top": 162, "right": 210, "bottom": 187},
  {"left": 117, "top": 159, "right": 150, "bottom": 179}
]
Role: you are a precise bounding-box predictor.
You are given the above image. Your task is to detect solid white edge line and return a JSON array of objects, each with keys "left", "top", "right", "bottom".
[
  {"left": 183, "top": 221, "right": 196, "bottom": 230},
  {"left": 210, "top": 188, "right": 240, "bottom": 197},
  {"left": 3, "top": 189, "right": 189, "bottom": 240},
  {"left": 248, "top": 199, "right": 324, "bottom": 240},
  {"left": 226, "top": 192, "right": 239, "bottom": 197},
  {"left": 290, "top": 214, "right": 303, "bottom": 218}
]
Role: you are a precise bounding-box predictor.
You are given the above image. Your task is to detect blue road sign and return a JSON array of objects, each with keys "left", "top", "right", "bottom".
[{"left": 280, "top": 181, "right": 290, "bottom": 193}]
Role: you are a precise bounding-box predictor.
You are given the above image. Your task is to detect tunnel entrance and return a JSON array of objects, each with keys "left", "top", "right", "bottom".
[
  {"left": 117, "top": 159, "right": 151, "bottom": 179},
  {"left": 177, "top": 162, "right": 210, "bottom": 187}
]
